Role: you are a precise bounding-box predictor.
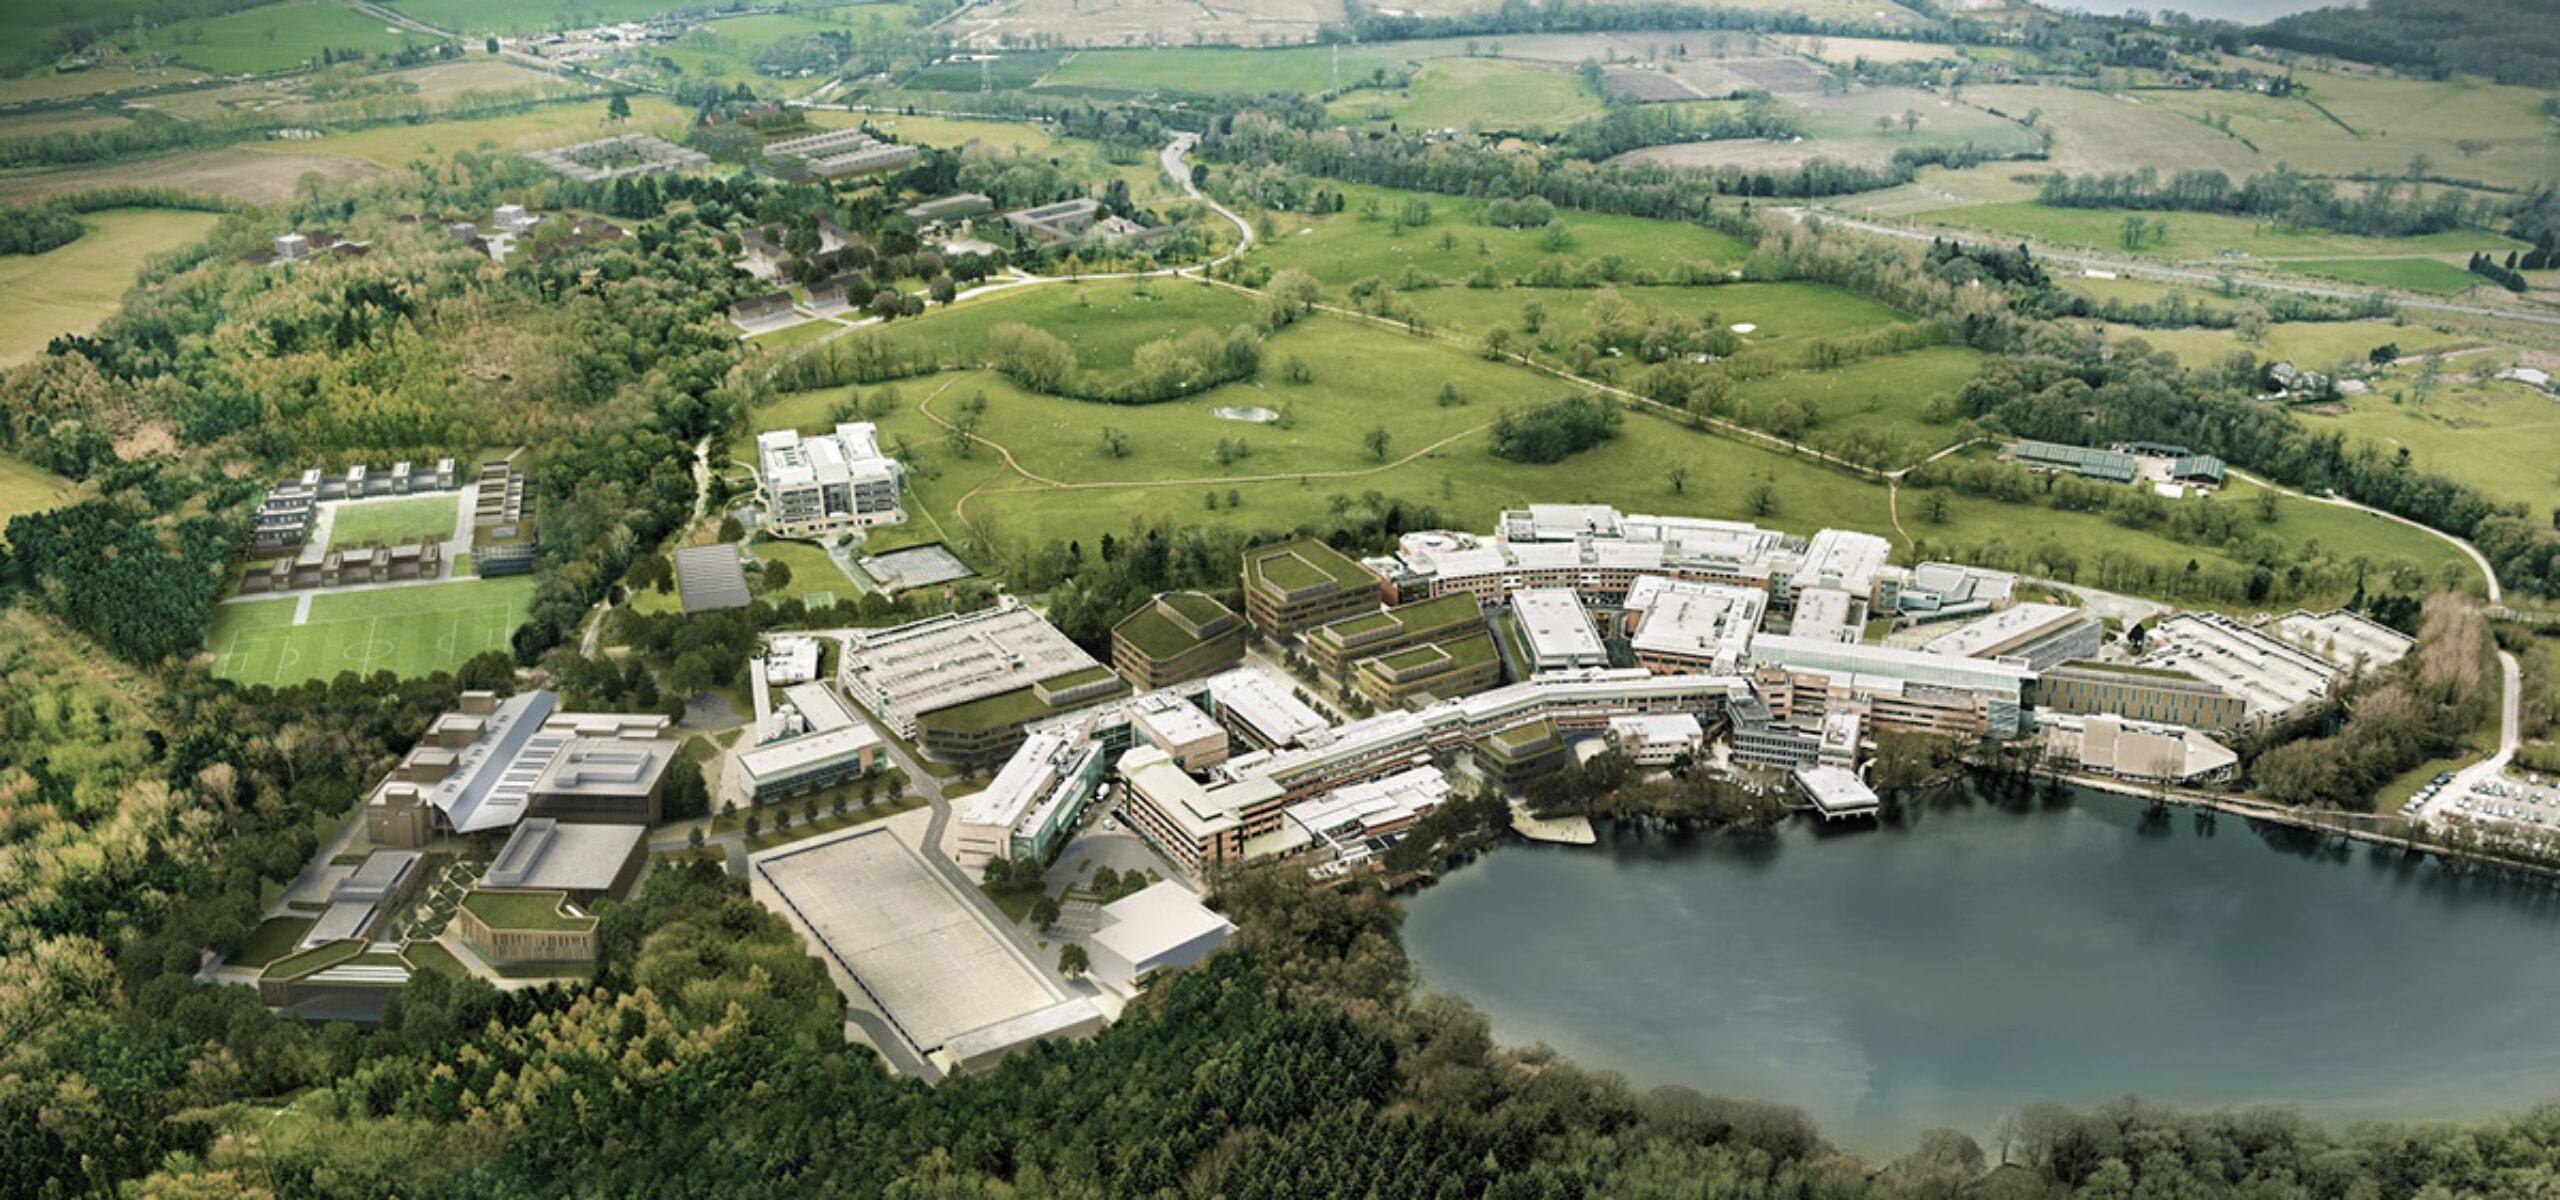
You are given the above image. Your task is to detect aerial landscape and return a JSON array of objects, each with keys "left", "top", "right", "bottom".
[{"left": 5, "top": 0, "right": 2560, "bottom": 1191}]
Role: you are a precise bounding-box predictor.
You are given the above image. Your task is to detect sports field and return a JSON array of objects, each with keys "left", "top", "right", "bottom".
[
  {"left": 327, "top": 494, "right": 460, "bottom": 549},
  {"left": 209, "top": 576, "right": 535, "bottom": 686}
]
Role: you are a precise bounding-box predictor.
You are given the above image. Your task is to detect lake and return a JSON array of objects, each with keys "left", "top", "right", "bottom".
[{"left": 1402, "top": 789, "right": 2560, "bottom": 1159}]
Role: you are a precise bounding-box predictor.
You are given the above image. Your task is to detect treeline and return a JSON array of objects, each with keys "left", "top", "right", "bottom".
[
  {"left": 1552, "top": 98, "right": 1798, "bottom": 161},
  {"left": 2257, "top": 0, "right": 2560, "bottom": 87},
  {"left": 4, "top": 494, "right": 236, "bottom": 664},
  {"left": 988, "top": 321, "right": 1263, "bottom": 404},
  {"left": 1329, "top": 0, "right": 1977, "bottom": 46},
  {"left": 1489, "top": 393, "right": 1623, "bottom": 463},
  {"left": 2467, "top": 250, "right": 2531, "bottom": 292},
  {"left": 2037, "top": 167, "right": 2485, "bottom": 237}
]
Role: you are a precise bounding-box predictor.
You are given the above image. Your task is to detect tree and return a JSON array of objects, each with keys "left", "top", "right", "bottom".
[
  {"left": 1363, "top": 426, "right": 1390, "bottom": 461},
  {"left": 1901, "top": 108, "right": 1920, "bottom": 134},
  {"left": 1922, "top": 490, "right": 1949, "bottom": 523},
  {"left": 1099, "top": 427, "right": 1132, "bottom": 458},
  {"left": 718, "top": 516, "right": 745, "bottom": 542},
  {"left": 1437, "top": 381, "right": 1465, "bottom": 407},
  {"left": 607, "top": 92, "right": 632, "bottom": 121},
  {"left": 1265, "top": 267, "right": 1321, "bottom": 325},
  {"left": 1029, "top": 895, "right": 1062, "bottom": 929},
  {"left": 763, "top": 560, "right": 794, "bottom": 592},
  {"left": 1745, "top": 481, "right": 1777, "bottom": 517},
  {"left": 484, "top": 35, "right": 499, "bottom": 53},
  {"left": 2255, "top": 487, "right": 2281, "bottom": 523},
  {"left": 1669, "top": 465, "right": 1688, "bottom": 495},
  {"left": 1058, "top": 942, "right": 1089, "bottom": 977}
]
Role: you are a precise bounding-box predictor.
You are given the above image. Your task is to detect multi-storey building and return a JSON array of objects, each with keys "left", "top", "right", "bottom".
[
  {"left": 2038, "top": 661, "right": 2248, "bottom": 734},
  {"left": 757, "top": 423, "right": 905, "bottom": 537},
  {"left": 1111, "top": 592, "right": 1248, "bottom": 689},
  {"left": 1305, "top": 593, "right": 1484, "bottom": 677},
  {"left": 1240, "top": 538, "right": 1385, "bottom": 638}
]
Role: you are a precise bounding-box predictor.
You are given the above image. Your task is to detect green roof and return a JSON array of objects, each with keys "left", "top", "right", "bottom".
[
  {"left": 1157, "top": 590, "right": 1232, "bottom": 625},
  {"left": 463, "top": 889, "right": 594, "bottom": 933},
  {"left": 261, "top": 938, "right": 369, "bottom": 982},
  {"left": 1116, "top": 604, "right": 1212, "bottom": 660},
  {"left": 1480, "top": 717, "right": 1559, "bottom": 760},
  {"left": 1375, "top": 643, "right": 1452, "bottom": 672},
  {"left": 1317, "top": 592, "right": 1482, "bottom": 646},
  {"left": 918, "top": 685, "right": 1057, "bottom": 734},
  {"left": 1246, "top": 539, "right": 1367, "bottom": 595},
  {"left": 1041, "top": 664, "right": 1120, "bottom": 691}
]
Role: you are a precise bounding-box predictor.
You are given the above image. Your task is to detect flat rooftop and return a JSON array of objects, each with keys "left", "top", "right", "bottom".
[
  {"left": 483, "top": 818, "right": 644, "bottom": 893},
  {"left": 2273, "top": 609, "right": 2415, "bottom": 672},
  {"left": 1245, "top": 539, "right": 1372, "bottom": 597},
  {"left": 1625, "top": 575, "right": 1764, "bottom": 668},
  {"left": 1512, "top": 588, "right": 1605, "bottom": 665},
  {"left": 840, "top": 599, "right": 1105, "bottom": 735},
  {"left": 1205, "top": 667, "right": 1332, "bottom": 748},
  {"left": 1923, "top": 603, "right": 2089, "bottom": 659},
  {"left": 756, "top": 830, "right": 1064, "bottom": 1054},
  {"left": 1790, "top": 587, "right": 1859, "bottom": 644},
  {"left": 2144, "top": 613, "right": 2341, "bottom": 718}
]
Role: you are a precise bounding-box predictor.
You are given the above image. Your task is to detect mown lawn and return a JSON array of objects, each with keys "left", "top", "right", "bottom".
[
  {"left": 327, "top": 495, "right": 461, "bottom": 549},
  {"left": 0, "top": 453, "right": 81, "bottom": 523},
  {"left": 2277, "top": 258, "right": 2486, "bottom": 296}
]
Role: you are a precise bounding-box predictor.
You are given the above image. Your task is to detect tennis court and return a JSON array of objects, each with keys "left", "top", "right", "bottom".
[{"left": 209, "top": 576, "right": 536, "bottom": 686}]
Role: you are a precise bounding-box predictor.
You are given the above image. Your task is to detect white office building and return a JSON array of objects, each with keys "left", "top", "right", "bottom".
[
  {"left": 757, "top": 423, "right": 905, "bottom": 537},
  {"left": 1512, "top": 588, "right": 1609, "bottom": 672}
]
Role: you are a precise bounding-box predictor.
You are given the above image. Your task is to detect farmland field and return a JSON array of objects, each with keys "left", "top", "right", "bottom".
[
  {"left": 0, "top": 209, "right": 221, "bottom": 366},
  {"left": 0, "top": 65, "right": 207, "bottom": 105},
  {"left": 0, "top": 147, "right": 386, "bottom": 206},
  {"left": 208, "top": 576, "right": 536, "bottom": 686},
  {"left": 1921, "top": 202, "right": 2522, "bottom": 261},
  {"left": 243, "top": 94, "right": 691, "bottom": 168},
  {"left": 2274, "top": 258, "right": 2486, "bottom": 296},
  {"left": 1967, "top": 85, "right": 2262, "bottom": 179},
  {"left": 144, "top": 1, "right": 436, "bottom": 75},
  {"left": 1032, "top": 45, "right": 1423, "bottom": 97},
  {"left": 2103, "top": 319, "right": 2469, "bottom": 373},
  {"left": 1325, "top": 58, "right": 1605, "bottom": 132},
  {"left": 1619, "top": 86, "right": 2041, "bottom": 172}
]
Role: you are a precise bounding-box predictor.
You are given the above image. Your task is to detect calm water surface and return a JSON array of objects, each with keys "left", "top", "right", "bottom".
[{"left": 1402, "top": 790, "right": 2560, "bottom": 1158}]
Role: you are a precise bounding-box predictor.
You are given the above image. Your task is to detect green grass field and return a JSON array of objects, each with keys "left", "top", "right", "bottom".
[
  {"left": 146, "top": 0, "right": 436, "bottom": 74},
  {"left": 209, "top": 576, "right": 536, "bottom": 687},
  {"left": 1325, "top": 58, "right": 1604, "bottom": 133},
  {"left": 326, "top": 495, "right": 461, "bottom": 549},
  {"left": 868, "top": 277, "right": 1265, "bottom": 375},
  {"left": 2301, "top": 377, "right": 2560, "bottom": 515},
  {"left": 761, "top": 291, "right": 2467, "bottom": 610},
  {"left": 0, "top": 453, "right": 80, "bottom": 524},
  {"left": 1729, "top": 345, "right": 1980, "bottom": 461},
  {"left": 382, "top": 0, "right": 843, "bottom": 35},
  {"left": 1926, "top": 202, "right": 2523, "bottom": 263},
  {"left": 2103, "top": 319, "right": 2468, "bottom": 374},
  {"left": 245, "top": 94, "right": 691, "bottom": 170},
  {"left": 1252, "top": 181, "right": 1748, "bottom": 289},
  {"left": 1389, "top": 281, "right": 1912, "bottom": 364},
  {"left": 1037, "top": 45, "right": 1425, "bottom": 97},
  {"left": 0, "top": 209, "right": 222, "bottom": 367},
  {"left": 2274, "top": 258, "right": 2487, "bottom": 296}
]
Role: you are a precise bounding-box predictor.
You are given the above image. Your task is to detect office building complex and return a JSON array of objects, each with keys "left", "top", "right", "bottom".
[
  {"left": 1241, "top": 539, "right": 1385, "bottom": 638},
  {"left": 1306, "top": 593, "right": 1485, "bottom": 677},
  {"left": 757, "top": 423, "right": 905, "bottom": 537},
  {"left": 1748, "top": 635, "right": 2036, "bottom": 738},
  {"left": 1511, "top": 588, "right": 1608, "bottom": 672},
  {"left": 1112, "top": 592, "right": 1248, "bottom": 689},
  {"left": 2037, "top": 661, "right": 2248, "bottom": 733},
  {"left": 1923, "top": 603, "right": 2103, "bottom": 671},
  {"left": 839, "top": 598, "right": 1125, "bottom": 765},
  {"left": 363, "top": 691, "right": 675, "bottom": 848},
  {"left": 1623, "top": 575, "right": 1764, "bottom": 674}
]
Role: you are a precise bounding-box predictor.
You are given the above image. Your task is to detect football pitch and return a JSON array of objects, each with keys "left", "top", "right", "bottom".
[{"left": 209, "top": 577, "right": 536, "bottom": 686}]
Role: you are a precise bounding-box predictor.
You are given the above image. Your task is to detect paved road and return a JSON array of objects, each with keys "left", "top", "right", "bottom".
[
  {"left": 2415, "top": 649, "right": 2526, "bottom": 828},
  {"left": 1801, "top": 209, "right": 2560, "bottom": 330}
]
